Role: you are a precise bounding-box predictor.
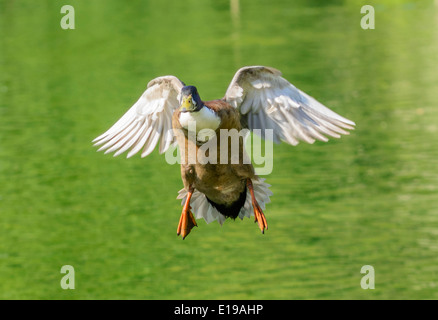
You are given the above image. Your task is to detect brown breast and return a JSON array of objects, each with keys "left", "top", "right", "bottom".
[{"left": 172, "top": 98, "right": 255, "bottom": 206}]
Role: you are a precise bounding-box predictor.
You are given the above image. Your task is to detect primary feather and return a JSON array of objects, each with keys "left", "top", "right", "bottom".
[
  {"left": 93, "top": 76, "right": 185, "bottom": 158},
  {"left": 223, "top": 66, "right": 355, "bottom": 145}
]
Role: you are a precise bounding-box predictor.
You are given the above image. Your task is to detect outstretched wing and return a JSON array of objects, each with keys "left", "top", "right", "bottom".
[
  {"left": 93, "top": 76, "right": 185, "bottom": 158},
  {"left": 223, "top": 66, "right": 355, "bottom": 145}
]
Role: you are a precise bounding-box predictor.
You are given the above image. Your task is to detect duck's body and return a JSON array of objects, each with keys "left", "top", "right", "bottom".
[
  {"left": 93, "top": 66, "right": 355, "bottom": 239},
  {"left": 173, "top": 98, "right": 254, "bottom": 218}
]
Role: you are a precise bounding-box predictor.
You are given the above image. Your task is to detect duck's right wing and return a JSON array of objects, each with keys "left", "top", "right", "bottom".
[{"left": 93, "top": 76, "right": 185, "bottom": 158}]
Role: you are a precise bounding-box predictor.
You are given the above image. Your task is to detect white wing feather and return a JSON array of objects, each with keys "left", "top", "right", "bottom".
[
  {"left": 224, "top": 66, "right": 355, "bottom": 145},
  {"left": 93, "top": 76, "right": 185, "bottom": 158}
]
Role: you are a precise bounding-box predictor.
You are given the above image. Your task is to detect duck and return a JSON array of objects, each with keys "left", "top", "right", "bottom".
[{"left": 93, "top": 66, "right": 355, "bottom": 239}]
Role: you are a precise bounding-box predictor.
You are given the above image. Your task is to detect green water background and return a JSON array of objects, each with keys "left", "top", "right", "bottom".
[{"left": 1, "top": 0, "right": 437, "bottom": 299}]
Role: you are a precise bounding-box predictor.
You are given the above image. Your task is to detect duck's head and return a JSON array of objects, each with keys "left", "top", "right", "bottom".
[{"left": 180, "top": 86, "right": 203, "bottom": 113}]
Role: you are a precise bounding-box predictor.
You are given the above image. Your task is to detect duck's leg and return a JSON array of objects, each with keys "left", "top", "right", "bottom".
[
  {"left": 247, "top": 178, "right": 268, "bottom": 233},
  {"left": 177, "top": 185, "right": 197, "bottom": 239}
]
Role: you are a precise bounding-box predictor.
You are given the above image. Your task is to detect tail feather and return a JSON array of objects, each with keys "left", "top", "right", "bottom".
[{"left": 177, "top": 178, "right": 272, "bottom": 225}]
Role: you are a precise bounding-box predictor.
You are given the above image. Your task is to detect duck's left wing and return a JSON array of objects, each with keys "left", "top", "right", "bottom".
[
  {"left": 93, "top": 76, "right": 185, "bottom": 158},
  {"left": 223, "top": 66, "right": 355, "bottom": 145}
]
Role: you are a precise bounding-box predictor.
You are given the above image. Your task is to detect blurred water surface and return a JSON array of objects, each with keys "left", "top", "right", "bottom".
[{"left": 1, "top": 0, "right": 437, "bottom": 299}]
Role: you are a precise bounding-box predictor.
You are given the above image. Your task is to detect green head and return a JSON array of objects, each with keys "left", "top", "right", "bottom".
[{"left": 180, "top": 86, "right": 203, "bottom": 113}]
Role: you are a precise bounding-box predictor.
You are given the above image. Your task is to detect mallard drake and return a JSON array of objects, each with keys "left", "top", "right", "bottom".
[{"left": 93, "top": 66, "right": 355, "bottom": 239}]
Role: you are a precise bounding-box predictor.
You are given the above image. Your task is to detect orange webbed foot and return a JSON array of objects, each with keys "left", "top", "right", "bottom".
[
  {"left": 177, "top": 187, "right": 197, "bottom": 239},
  {"left": 247, "top": 178, "right": 268, "bottom": 233}
]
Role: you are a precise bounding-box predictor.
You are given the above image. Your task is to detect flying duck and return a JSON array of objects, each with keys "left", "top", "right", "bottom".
[{"left": 93, "top": 66, "right": 355, "bottom": 239}]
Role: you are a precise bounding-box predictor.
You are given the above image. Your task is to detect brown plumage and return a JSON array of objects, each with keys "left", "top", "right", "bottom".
[
  {"left": 172, "top": 100, "right": 255, "bottom": 216},
  {"left": 172, "top": 92, "right": 269, "bottom": 238}
]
